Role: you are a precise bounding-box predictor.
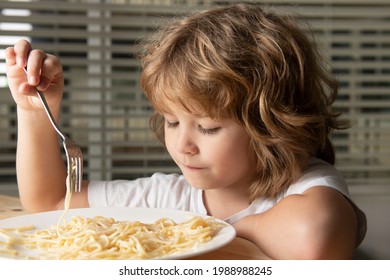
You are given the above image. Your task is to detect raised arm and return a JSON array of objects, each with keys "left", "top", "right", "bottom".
[{"left": 5, "top": 40, "right": 89, "bottom": 212}]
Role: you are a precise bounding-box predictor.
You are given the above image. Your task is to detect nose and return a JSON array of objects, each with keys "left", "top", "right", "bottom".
[{"left": 175, "top": 128, "right": 199, "bottom": 155}]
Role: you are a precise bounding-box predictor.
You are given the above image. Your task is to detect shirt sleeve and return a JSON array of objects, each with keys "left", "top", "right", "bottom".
[{"left": 285, "top": 158, "right": 350, "bottom": 197}]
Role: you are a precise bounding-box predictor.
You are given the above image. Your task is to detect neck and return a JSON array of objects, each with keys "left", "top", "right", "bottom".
[{"left": 203, "top": 188, "right": 250, "bottom": 220}]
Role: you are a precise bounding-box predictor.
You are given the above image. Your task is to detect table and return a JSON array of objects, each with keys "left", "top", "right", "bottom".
[
  {"left": 0, "top": 194, "right": 271, "bottom": 259},
  {"left": 0, "top": 194, "right": 29, "bottom": 219}
]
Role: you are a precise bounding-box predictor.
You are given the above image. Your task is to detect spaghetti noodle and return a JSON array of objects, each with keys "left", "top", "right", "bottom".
[
  {"left": 0, "top": 181, "right": 225, "bottom": 259},
  {"left": 1, "top": 214, "right": 224, "bottom": 259}
]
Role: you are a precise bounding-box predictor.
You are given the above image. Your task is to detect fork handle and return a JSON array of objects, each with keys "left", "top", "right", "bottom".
[
  {"left": 23, "top": 67, "right": 66, "bottom": 140},
  {"left": 36, "top": 91, "right": 66, "bottom": 141}
]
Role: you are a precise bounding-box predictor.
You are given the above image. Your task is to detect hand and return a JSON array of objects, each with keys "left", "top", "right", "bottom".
[{"left": 5, "top": 39, "right": 64, "bottom": 112}]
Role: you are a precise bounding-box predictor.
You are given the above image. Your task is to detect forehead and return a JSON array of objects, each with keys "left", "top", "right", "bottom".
[
  {"left": 151, "top": 83, "right": 236, "bottom": 122},
  {"left": 151, "top": 89, "right": 213, "bottom": 116},
  {"left": 146, "top": 65, "right": 233, "bottom": 121},
  {"left": 155, "top": 100, "right": 210, "bottom": 118}
]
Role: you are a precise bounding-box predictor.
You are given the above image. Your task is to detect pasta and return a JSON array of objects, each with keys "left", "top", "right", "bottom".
[
  {"left": 0, "top": 179, "right": 225, "bottom": 259},
  {"left": 0, "top": 214, "right": 224, "bottom": 259}
]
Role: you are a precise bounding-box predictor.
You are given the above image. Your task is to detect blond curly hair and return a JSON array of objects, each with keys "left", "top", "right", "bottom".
[{"left": 139, "top": 3, "right": 346, "bottom": 200}]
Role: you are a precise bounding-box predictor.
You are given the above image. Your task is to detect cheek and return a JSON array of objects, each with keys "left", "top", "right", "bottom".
[
  {"left": 164, "top": 132, "right": 175, "bottom": 154},
  {"left": 228, "top": 134, "right": 255, "bottom": 170},
  {"left": 210, "top": 136, "right": 253, "bottom": 167}
]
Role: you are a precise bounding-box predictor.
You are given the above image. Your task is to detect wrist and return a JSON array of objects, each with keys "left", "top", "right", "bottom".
[
  {"left": 16, "top": 105, "right": 60, "bottom": 123},
  {"left": 16, "top": 106, "right": 61, "bottom": 136}
]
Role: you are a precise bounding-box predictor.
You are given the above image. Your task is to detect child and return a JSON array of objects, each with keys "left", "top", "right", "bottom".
[{"left": 5, "top": 3, "right": 366, "bottom": 259}]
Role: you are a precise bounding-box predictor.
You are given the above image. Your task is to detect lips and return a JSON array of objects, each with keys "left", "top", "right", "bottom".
[{"left": 182, "top": 164, "right": 204, "bottom": 171}]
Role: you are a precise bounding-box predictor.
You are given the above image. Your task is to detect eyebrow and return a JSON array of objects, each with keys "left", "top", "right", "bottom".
[
  {"left": 160, "top": 108, "right": 207, "bottom": 117},
  {"left": 164, "top": 111, "right": 213, "bottom": 119}
]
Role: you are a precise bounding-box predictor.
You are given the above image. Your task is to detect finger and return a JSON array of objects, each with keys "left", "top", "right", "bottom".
[
  {"left": 37, "top": 54, "right": 63, "bottom": 91},
  {"left": 13, "top": 39, "right": 32, "bottom": 68},
  {"left": 18, "top": 82, "right": 39, "bottom": 97},
  {"left": 4, "top": 47, "right": 17, "bottom": 67},
  {"left": 5, "top": 46, "right": 28, "bottom": 89},
  {"left": 25, "top": 49, "right": 48, "bottom": 87}
]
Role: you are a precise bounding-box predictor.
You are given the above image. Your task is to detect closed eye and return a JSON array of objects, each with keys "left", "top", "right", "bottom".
[
  {"left": 198, "top": 126, "right": 221, "bottom": 135},
  {"left": 165, "top": 118, "right": 221, "bottom": 135},
  {"left": 165, "top": 120, "right": 179, "bottom": 128}
]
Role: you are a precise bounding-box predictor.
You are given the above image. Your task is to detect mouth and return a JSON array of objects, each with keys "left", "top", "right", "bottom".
[{"left": 182, "top": 164, "right": 204, "bottom": 171}]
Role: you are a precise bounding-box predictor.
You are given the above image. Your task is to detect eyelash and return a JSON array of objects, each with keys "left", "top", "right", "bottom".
[
  {"left": 165, "top": 121, "right": 220, "bottom": 135},
  {"left": 198, "top": 126, "right": 220, "bottom": 135},
  {"left": 166, "top": 121, "right": 179, "bottom": 129}
]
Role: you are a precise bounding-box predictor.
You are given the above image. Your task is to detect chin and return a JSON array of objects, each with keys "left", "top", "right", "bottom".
[{"left": 186, "top": 180, "right": 218, "bottom": 190}]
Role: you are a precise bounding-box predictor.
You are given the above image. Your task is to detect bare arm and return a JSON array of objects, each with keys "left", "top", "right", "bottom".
[
  {"left": 5, "top": 40, "right": 89, "bottom": 212},
  {"left": 234, "top": 187, "right": 358, "bottom": 259}
]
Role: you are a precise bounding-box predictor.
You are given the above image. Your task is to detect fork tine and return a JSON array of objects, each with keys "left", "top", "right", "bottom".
[
  {"left": 71, "top": 157, "right": 77, "bottom": 193},
  {"left": 78, "top": 156, "right": 83, "bottom": 192},
  {"left": 75, "top": 157, "right": 79, "bottom": 193},
  {"left": 64, "top": 139, "right": 83, "bottom": 193},
  {"left": 64, "top": 149, "right": 71, "bottom": 191},
  {"left": 70, "top": 155, "right": 80, "bottom": 193},
  {"left": 75, "top": 156, "right": 82, "bottom": 192}
]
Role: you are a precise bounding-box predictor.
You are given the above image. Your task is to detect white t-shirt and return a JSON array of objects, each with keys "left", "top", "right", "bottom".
[{"left": 88, "top": 158, "right": 366, "bottom": 244}]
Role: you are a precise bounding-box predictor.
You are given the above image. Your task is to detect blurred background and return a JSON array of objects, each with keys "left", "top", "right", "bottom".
[{"left": 0, "top": 0, "right": 389, "bottom": 259}]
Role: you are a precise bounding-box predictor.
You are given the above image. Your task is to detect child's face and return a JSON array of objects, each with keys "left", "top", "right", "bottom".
[{"left": 163, "top": 105, "right": 257, "bottom": 194}]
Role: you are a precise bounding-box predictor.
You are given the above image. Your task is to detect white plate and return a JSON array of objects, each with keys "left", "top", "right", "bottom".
[{"left": 0, "top": 207, "right": 236, "bottom": 260}]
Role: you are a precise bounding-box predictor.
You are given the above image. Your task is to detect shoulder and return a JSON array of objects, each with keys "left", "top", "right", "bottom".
[{"left": 284, "top": 158, "right": 349, "bottom": 197}]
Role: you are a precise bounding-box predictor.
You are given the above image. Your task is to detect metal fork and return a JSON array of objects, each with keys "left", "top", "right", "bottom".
[{"left": 23, "top": 68, "right": 83, "bottom": 193}]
